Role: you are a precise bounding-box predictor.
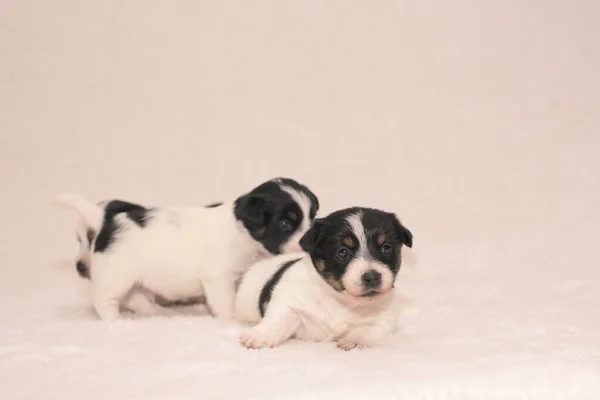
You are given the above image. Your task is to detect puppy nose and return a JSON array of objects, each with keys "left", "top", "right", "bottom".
[
  {"left": 76, "top": 261, "right": 87, "bottom": 274},
  {"left": 361, "top": 270, "right": 382, "bottom": 288}
]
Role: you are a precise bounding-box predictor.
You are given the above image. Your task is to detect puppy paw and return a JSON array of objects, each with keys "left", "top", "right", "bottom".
[
  {"left": 239, "top": 329, "right": 279, "bottom": 350},
  {"left": 337, "top": 340, "right": 365, "bottom": 351}
]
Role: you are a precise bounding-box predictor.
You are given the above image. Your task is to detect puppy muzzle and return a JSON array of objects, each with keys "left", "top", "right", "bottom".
[{"left": 76, "top": 261, "right": 90, "bottom": 279}]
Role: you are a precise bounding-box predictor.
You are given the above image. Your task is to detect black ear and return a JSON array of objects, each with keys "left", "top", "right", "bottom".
[
  {"left": 234, "top": 194, "right": 272, "bottom": 238},
  {"left": 400, "top": 225, "right": 413, "bottom": 248},
  {"left": 299, "top": 219, "right": 324, "bottom": 253},
  {"left": 392, "top": 214, "right": 413, "bottom": 248}
]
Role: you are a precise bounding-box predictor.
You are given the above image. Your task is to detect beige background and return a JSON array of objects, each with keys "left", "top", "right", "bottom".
[{"left": 1, "top": 0, "right": 599, "bottom": 273}]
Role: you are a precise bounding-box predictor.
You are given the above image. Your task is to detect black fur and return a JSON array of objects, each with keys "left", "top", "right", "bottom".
[
  {"left": 258, "top": 257, "right": 302, "bottom": 317},
  {"left": 234, "top": 178, "right": 319, "bottom": 254},
  {"left": 204, "top": 202, "right": 223, "bottom": 208},
  {"left": 76, "top": 261, "right": 90, "bottom": 279},
  {"left": 299, "top": 207, "right": 412, "bottom": 293},
  {"left": 93, "top": 200, "right": 152, "bottom": 253}
]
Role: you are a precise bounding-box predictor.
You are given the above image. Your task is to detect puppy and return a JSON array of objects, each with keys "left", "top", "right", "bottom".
[
  {"left": 235, "top": 207, "right": 413, "bottom": 350},
  {"left": 71, "top": 199, "right": 205, "bottom": 313},
  {"left": 52, "top": 178, "right": 319, "bottom": 321}
]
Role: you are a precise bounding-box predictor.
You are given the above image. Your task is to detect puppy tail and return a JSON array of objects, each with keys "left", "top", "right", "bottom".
[{"left": 50, "top": 192, "right": 104, "bottom": 231}]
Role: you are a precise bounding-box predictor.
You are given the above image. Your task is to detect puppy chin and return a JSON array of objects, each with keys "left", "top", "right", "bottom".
[{"left": 344, "top": 285, "right": 393, "bottom": 299}]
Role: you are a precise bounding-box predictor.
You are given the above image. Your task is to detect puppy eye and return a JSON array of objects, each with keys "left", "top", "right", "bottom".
[
  {"left": 278, "top": 219, "right": 293, "bottom": 231},
  {"left": 335, "top": 247, "right": 349, "bottom": 262},
  {"left": 381, "top": 244, "right": 393, "bottom": 255}
]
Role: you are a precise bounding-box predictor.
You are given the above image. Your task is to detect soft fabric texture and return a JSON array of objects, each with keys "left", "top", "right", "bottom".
[{"left": 1, "top": 234, "right": 598, "bottom": 399}]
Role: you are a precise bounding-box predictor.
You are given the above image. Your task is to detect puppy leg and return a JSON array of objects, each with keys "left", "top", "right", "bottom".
[
  {"left": 336, "top": 320, "right": 395, "bottom": 351},
  {"left": 122, "top": 290, "right": 163, "bottom": 316},
  {"left": 92, "top": 269, "right": 136, "bottom": 321},
  {"left": 239, "top": 305, "right": 300, "bottom": 349},
  {"left": 203, "top": 280, "right": 236, "bottom": 320}
]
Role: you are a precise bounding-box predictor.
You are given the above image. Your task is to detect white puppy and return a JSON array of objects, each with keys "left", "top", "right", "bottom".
[
  {"left": 52, "top": 178, "right": 319, "bottom": 321},
  {"left": 235, "top": 207, "right": 413, "bottom": 350}
]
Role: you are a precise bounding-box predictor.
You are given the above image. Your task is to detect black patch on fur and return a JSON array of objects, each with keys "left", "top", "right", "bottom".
[
  {"left": 126, "top": 207, "right": 151, "bottom": 227},
  {"left": 299, "top": 207, "right": 413, "bottom": 292},
  {"left": 93, "top": 200, "right": 152, "bottom": 253},
  {"left": 103, "top": 200, "right": 144, "bottom": 215},
  {"left": 233, "top": 178, "right": 319, "bottom": 254},
  {"left": 259, "top": 257, "right": 302, "bottom": 317},
  {"left": 204, "top": 202, "right": 223, "bottom": 208},
  {"left": 94, "top": 218, "right": 118, "bottom": 253}
]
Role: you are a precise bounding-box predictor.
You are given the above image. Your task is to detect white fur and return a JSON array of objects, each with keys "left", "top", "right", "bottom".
[
  {"left": 235, "top": 253, "right": 398, "bottom": 351},
  {"left": 51, "top": 191, "right": 311, "bottom": 321}
]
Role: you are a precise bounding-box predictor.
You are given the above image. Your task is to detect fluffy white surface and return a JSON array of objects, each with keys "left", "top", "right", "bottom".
[{"left": 1, "top": 236, "right": 599, "bottom": 400}]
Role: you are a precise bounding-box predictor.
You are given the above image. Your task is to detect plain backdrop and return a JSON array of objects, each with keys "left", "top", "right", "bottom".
[
  {"left": 2, "top": 2, "right": 600, "bottom": 398},
  {"left": 1, "top": 0, "right": 599, "bottom": 318}
]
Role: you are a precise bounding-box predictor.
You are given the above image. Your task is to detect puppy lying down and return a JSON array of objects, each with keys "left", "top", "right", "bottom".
[{"left": 235, "top": 207, "right": 413, "bottom": 350}]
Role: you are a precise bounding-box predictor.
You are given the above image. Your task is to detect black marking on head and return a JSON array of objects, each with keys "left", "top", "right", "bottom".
[
  {"left": 299, "top": 207, "right": 413, "bottom": 292},
  {"left": 93, "top": 200, "right": 152, "bottom": 253},
  {"left": 258, "top": 257, "right": 302, "bottom": 317},
  {"left": 234, "top": 178, "right": 319, "bottom": 254},
  {"left": 204, "top": 202, "right": 223, "bottom": 208},
  {"left": 274, "top": 178, "right": 320, "bottom": 220}
]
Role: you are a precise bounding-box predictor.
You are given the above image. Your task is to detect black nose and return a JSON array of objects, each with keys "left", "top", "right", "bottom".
[
  {"left": 361, "top": 270, "right": 382, "bottom": 288},
  {"left": 76, "top": 261, "right": 87, "bottom": 275}
]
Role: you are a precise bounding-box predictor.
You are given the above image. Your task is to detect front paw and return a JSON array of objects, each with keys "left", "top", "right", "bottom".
[
  {"left": 337, "top": 340, "right": 366, "bottom": 351},
  {"left": 239, "top": 329, "right": 279, "bottom": 350}
]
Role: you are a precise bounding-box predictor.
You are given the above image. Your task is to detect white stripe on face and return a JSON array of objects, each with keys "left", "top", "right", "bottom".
[
  {"left": 342, "top": 211, "right": 394, "bottom": 296},
  {"left": 345, "top": 211, "right": 367, "bottom": 256},
  {"left": 280, "top": 185, "right": 313, "bottom": 253}
]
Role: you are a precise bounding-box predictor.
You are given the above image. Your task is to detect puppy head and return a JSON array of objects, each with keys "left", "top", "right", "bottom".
[
  {"left": 299, "top": 207, "right": 413, "bottom": 298},
  {"left": 68, "top": 199, "right": 146, "bottom": 280},
  {"left": 74, "top": 219, "right": 95, "bottom": 279},
  {"left": 234, "top": 177, "right": 319, "bottom": 255}
]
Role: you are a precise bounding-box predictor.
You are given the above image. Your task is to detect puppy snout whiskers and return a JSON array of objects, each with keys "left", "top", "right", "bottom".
[{"left": 361, "top": 270, "right": 381, "bottom": 289}]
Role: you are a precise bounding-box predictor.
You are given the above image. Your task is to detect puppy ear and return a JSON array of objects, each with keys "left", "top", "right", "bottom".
[
  {"left": 391, "top": 214, "right": 413, "bottom": 248},
  {"left": 299, "top": 219, "right": 324, "bottom": 253},
  {"left": 400, "top": 225, "right": 413, "bottom": 248},
  {"left": 51, "top": 192, "right": 104, "bottom": 232},
  {"left": 234, "top": 194, "right": 272, "bottom": 238}
]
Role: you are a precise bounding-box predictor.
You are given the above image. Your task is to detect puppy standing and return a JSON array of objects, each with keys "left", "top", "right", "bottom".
[
  {"left": 235, "top": 207, "right": 413, "bottom": 350},
  {"left": 52, "top": 178, "right": 319, "bottom": 321},
  {"left": 70, "top": 199, "right": 204, "bottom": 314}
]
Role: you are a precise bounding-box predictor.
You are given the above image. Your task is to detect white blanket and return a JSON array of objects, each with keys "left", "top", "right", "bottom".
[{"left": 1, "top": 238, "right": 598, "bottom": 400}]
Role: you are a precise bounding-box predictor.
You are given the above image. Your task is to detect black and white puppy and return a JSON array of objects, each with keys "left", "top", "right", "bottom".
[
  {"left": 52, "top": 178, "right": 319, "bottom": 321},
  {"left": 235, "top": 207, "right": 412, "bottom": 350},
  {"left": 70, "top": 199, "right": 204, "bottom": 313}
]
